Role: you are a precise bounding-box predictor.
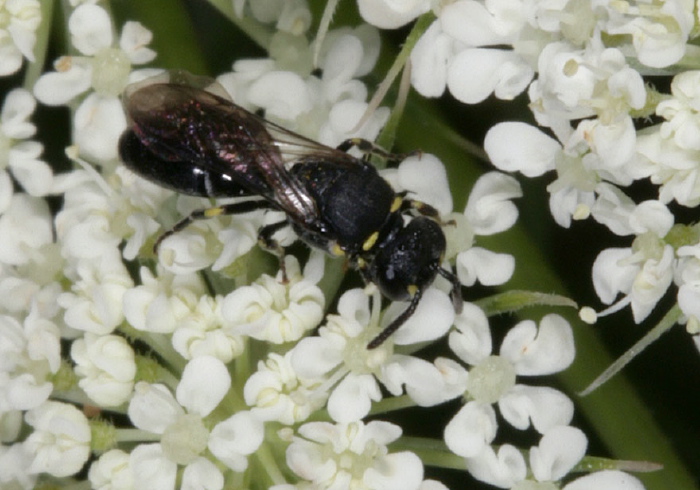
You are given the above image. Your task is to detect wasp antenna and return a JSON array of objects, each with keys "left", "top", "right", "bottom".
[{"left": 367, "top": 288, "right": 424, "bottom": 349}]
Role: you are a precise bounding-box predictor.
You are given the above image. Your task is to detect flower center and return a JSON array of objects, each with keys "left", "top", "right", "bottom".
[
  {"left": 467, "top": 355, "right": 516, "bottom": 404},
  {"left": 512, "top": 480, "right": 559, "bottom": 490},
  {"left": 91, "top": 47, "right": 131, "bottom": 97},
  {"left": 161, "top": 413, "right": 209, "bottom": 465}
]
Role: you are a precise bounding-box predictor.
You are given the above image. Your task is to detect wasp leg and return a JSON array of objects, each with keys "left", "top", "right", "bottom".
[
  {"left": 397, "top": 196, "right": 458, "bottom": 227},
  {"left": 336, "top": 138, "right": 419, "bottom": 164},
  {"left": 367, "top": 287, "right": 424, "bottom": 350},
  {"left": 257, "top": 220, "right": 291, "bottom": 282},
  {"left": 154, "top": 199, "right": 276, "bottom": 254},
  {"left": 438, "top": 267, "right": 463, "bottom": 314}
]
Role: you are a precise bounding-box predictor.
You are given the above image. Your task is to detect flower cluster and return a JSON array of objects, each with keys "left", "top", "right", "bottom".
[
  {"left": 0, "top": 0, "right": 678, "bottom": 489},
  {"left": 359, "top": 2, "right": 700, "bottom": 348}
]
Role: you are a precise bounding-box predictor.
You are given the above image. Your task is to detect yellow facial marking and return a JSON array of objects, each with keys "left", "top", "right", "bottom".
[
  {"left": 390, "top": 196, "right": 402, "bottom": 213},
  {"left": 407, "top": 284, "right": 418, "bottom": 297},
  {"left": 362, "top": 231, "right": 379, "bottom": 251},
  {"left": 204, "top": 207, "right": 225, "bottom": 217},
  {"left": 331, "top": 243, "right": 345, "bottom": 256}
]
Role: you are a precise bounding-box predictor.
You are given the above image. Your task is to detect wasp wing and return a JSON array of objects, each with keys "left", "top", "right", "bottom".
[{"left": 123, "top": 82, "right": 327, "bottom": 229}]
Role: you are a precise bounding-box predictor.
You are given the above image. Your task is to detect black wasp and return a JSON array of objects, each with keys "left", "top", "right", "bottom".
[{"left": 118, "top": 71, "right": 462, "bottom": 349}]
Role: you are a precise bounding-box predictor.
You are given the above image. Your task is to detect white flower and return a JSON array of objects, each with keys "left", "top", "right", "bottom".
[
  {"left": 127, "top": 356, "right": 240, "bottom": 489},
  {"left": 529, "top": 42, "right": 645, "bottom": 132},
  {"left": 485, "top": 121, "right": 642, "bottom": 230},
  {"left": 605, "top": 0, "right": 694, "bottom": 68},
  {"left": 208, "top": 411, "right": 264, "bottom": 473},
  {"left": 0, "top": 442, "right": 36, "bottom": 489},
  {"left": 445, "top": 305, "right": 575, "bottom": 458},
  {"left": 24, "top": 400, "right": 91, "bottom": 477},
  {"left": 218, "top": 24, "right": 386, "bottom": 146},
  {"left": 244, "top": 351, "right": 327, "bottom": 425},
  {"left": 71, "top": 333, "right": 136, "bottom": 407},
  {"left": 286, "top": 420, "right": 424, "bottom": 489},
  {"left": 409, "top": 1, "right": 537, "bottom": 103},
  {"left": 0, "top": 194, "right": 53, "bottom": 266},
  {"left": 0, "top": 0, "right": 41, "bottom": 75},
  {"left": 657, "top": 71, "right": 700, "bottom": 151},
  {"left": 565, "top": 470, "right": 646, "bottom": 490},
  {"left": 171, "top": 295, "right": 245, "bottom": 362},
  {"left": 0, "top": 312, "right": 60, "bottom": 412},
  {"left": 291, "top": 287, "right": 455, "bottom": 422},
  {"left": 221, "top": 255, "right": 325, "bottom": 344},
  {"left": 381, "top": 153, "right": 453, "bottom": 216},
  {"left": 247, "top": 0, "right": 312, "bottom": 35},
  {"left": 0, "top": 89, "right": 52, "bottom": 209},
  {"left": 59, "top": 250, "right": 134, "bottom": 334},
  {"left": 357, "top": 0, "right": 429, "bottom": 29},
  {"left": 592, "top": 202, "right": 676, "bottom": 323},
  {"left": 465, "top": 426, "right": 587, "bottom": 488},
  {"left": 123, "top": 265, "right": 206, "bottom": 334},
  {"left": 635, "top": 71, "right": 700, "bottom": 208},
  {"left": 454, "top": 172, "right": 520, "bottom": 286},
  {"left": 33, "top": 4, "right": 157, "bottom": 162},
  {"left": 88, "top": 449, "right": 134, "bottom": 490}
]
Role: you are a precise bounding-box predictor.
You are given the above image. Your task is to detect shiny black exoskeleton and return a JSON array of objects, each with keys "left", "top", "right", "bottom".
[{"left": 118, "top": 72, "right": 462, "bottom": 348}]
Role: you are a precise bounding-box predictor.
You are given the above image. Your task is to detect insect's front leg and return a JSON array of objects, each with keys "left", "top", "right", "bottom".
[
  {"left": 154, "top": 199, "right": 276, "bottom": 253},
  {"left": 336, "top": 138, "right": 419, "bottom": 164}
]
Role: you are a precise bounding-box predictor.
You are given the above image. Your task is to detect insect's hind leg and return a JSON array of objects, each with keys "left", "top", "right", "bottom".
[
  {"left": 257, "top": 220, "right": 292, "bottom": 282},
  {"left": 336, "top": 138, "right": 420, "bottom": 164},
  {"left": 154, "top": 199, "right": 276, "bottom": 253}
]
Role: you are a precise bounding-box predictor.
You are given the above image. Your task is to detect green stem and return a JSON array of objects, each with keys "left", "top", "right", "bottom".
[
  {"left": 205, "top": 0, "right": 274, "bottom": 51},
  {"left": 474, "top": 290, "right": 578, "bottom": 316},
  {"left": 374, "top": 12, "right": 436, "bottom": 157},
  {"left": 23, "top": 0, "right": 54, "bottom": 90},
  {"left": 115, "top": 428, "right": 162, "bottom": 443},
  {"left": 392, "top": 436, "right": 466, "bottom": 471},
  {"left": 580, "top": 304, "right": 683, "bottom": 395}
]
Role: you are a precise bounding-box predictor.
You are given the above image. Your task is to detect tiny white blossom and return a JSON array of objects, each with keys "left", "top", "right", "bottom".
[
  {"left": 171, "top": 295, "right": 245, "bottom": 362},
  {"left": 71, "top": 333, "right": 136, "bottom": 407},
  {"left": 33, "top": 4, "right": 157, "bottom": 162},
  {"left": 24, "top": 400, "right": 91, "bottom": 477},
  {"left": 453, "top": 172, "right": 520, "bottom": 286},
  {"left": 0, "top": 442, "right": 37, "bottom": 489},
  {"left": 123, "top": 265, "right": 207, "bottom": 334},
  {"left": 0, "top": 89, "right": 52, "bottom": 209},
  {"left": 88, "top": 449, "right": 134, "bottom": 490},
  {"left": 0, "top": 193, "right": 52, "bottom": 266},
  {"left": 286, "top": 420, "right": 424, "bottom": 489},
  {"left": 221, "top": 255, "right": 325, "bottom": 344},
  {"left": 218, "top": 24, "right": 386, "bottom": 146},
  {"left": 127, "top": 357, "right": 232, "bottom": 489},
  {"left": 605, "top": 0, "right": 694, "bottom": 68},
  {"left": 445, "top": 306, "right": 575, "bottom": 458},
  {"left": 58, "top": 250, "right": 134, "bottom": 334},
  {"left": 291, "top": 287, "right": 455, "bottom": 422},
  {"left": 208, "top": 410, "right": 264, "bottom": 473},
  {"left": 0, "top": 312, "right": 60, "bottom": 412},
  {"left": 246, "top": 0, "right": 312, "bottom": 35},
  {"left": 592, "top": 202, "right": 676, "bottom": 323},
  {"left": 0, "top": 0, "right": 41, "bottom": 75},
  {"left": 357, "top": 0, "right": 429, "bottom": 29},
  {"left": 244, "top": 351, "right": 327, "bottom": 425},
  {"left": 465, "top": 426, "right": 587, "bottom": 488}
]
